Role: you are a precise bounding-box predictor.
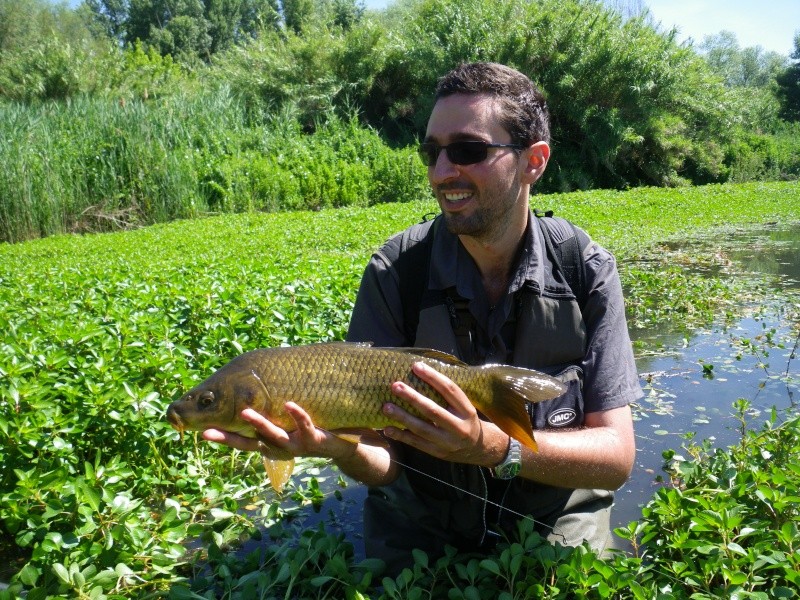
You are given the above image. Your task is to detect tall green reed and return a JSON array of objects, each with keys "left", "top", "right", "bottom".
[{"left": 0, "top": 88, "right": 429, "bottom": 244}]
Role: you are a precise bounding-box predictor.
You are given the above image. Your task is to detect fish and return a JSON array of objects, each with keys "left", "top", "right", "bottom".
[{"left": 166, "top": 342, "right": 566, "bottom": 492}]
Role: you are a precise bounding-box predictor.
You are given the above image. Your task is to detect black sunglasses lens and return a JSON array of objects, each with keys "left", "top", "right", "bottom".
[
  {"left": 418, "top": 141, "right": 488, "bottom": 166},
  {"left": 418, "top": 143, "right": 438, "bottom": 166},
  {"left": 447, "top": 142, "right": 488, "bottom": 165}
]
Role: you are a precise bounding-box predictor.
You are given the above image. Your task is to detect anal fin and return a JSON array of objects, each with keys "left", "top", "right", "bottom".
[{"left": 261, "top": 455, "right": 295, "bottom": 493}]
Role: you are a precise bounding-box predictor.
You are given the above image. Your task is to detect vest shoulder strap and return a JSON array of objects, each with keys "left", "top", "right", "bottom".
[
  {"left": 394, "top": 215, "right": 437, "bottom": 344},
  {"left": 534, "top": 211, "right": 591, "bottom": 309}
]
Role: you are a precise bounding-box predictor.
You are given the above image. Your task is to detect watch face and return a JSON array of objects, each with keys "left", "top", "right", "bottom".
[{"left": 496, "top": 461, "right": 521, "bottom": 479}]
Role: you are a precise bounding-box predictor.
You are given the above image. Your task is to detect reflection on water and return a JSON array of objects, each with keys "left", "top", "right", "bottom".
[
  {"left": 660, "top": 223, "right": 800, "bottom": 290},
  {"left": 622, "top": 308, "right": 798, "bottom": 528},
  {"left": 726, "top": 226, "right": 800, "bottom": 287},
  {"left": 620, "top": 223, "right": 799, "bottom": 541}
]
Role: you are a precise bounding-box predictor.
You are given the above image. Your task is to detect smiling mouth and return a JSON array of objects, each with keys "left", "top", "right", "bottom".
[{"left": 443, "top": 192, "right": 472, "bottom": 202}]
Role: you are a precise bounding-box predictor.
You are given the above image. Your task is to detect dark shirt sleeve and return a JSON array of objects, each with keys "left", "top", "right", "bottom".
[
  {"left": 346, "top": 241, "right": 407, "bottom": 347},
  {"left": 580, "top": 240, "right": 643, "bottom": 413}
]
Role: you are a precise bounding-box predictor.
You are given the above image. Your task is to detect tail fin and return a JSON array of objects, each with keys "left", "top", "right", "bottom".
[{"left": 475, "top": 366, "right": 566, "bottom": 452}]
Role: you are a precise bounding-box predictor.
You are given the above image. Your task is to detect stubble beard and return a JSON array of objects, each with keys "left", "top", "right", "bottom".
[{"left": 440, "top": 180, "right": 522, "bottom": 245}]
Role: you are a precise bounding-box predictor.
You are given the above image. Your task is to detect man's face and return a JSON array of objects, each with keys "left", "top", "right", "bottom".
[{"left": 424, "top": 93, "right": 529, "bottom": 244}]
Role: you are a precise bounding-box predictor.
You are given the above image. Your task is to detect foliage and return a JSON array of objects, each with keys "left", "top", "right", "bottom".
[
  {"left": 86, "top": 0, "right": 282, "bottom": 60},
  {"left": 640, "top": 402, "right": 800, "bottom": 596},
  {"left": 207, "top": 16, "right": 387, "bottom": 127},
  {"left": 0, "top": 207, "right": 368, "bottom": 598},
  {"left": 724, "top": 124, "right": 800, "bottom": 183},
  {"left": 700, "top": 30, "right": 788, "bottom": 89},
  {"left": 84, "top": 0, "right": 366, "bottom": 61},
  {"left": 776, "top": 32, "right": 800, "bottom": 122},
  {"left": 0, "top": 0, "right": 120, "bottom": 102},
  {"left": 1, "top": 0, "right": 797, "bottom": 226},
  {"left": 0, "top": 183, "right": 798, "bottom": 598},
  {"left": 356, "top": 0, "right": 736, "bottom": 189},
  {"left": 0, "top": 88, "right": 428, "bottom": 243},
  {"left": 0, "top": 0, "right": 96, "bottom": 54}
]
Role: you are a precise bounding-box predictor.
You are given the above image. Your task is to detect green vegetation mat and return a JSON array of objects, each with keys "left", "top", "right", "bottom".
[{"left": 0, "top": 181, "right": 799, "bottom": 598}]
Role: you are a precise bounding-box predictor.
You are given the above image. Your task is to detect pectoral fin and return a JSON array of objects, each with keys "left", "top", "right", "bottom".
[{"left": 479, "top": 399, "right": 539, "bottom": 452}]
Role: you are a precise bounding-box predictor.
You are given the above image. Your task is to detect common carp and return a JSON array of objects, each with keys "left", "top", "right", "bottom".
[{"left": 166, "top": 342, "right": 565, "bottom": 491}]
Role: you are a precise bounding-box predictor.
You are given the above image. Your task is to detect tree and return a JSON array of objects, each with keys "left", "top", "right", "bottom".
[
  {"left": 700, "top": 31, "right": 787, "bottom": 88},
  {"left": 1, "top": 0, "right": 98, "bottom": 52},
  {"left": 776, "top": 32, "right": 800, "bottom": 122},
  {"left": 86, "top": 0, "right": 282, "bottom": 60},
  {"left": 123, "top": 0, "right": 211, "bottom": 60},
  {"left": 85, "top": 0, "right": 129, "bottom": 39}
]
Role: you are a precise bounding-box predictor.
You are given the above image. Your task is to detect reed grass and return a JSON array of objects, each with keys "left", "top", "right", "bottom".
[{"left": 0, "top": 89, "right": 428, "bottom": 244}]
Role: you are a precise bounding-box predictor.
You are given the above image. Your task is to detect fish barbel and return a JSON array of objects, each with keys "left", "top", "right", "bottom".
[{"left": 166, "top": 342, "right": 565, "bottom": 491}]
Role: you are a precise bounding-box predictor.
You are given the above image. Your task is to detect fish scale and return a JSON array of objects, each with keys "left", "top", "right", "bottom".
[{"left": 244, "top": 345, "right": 447, "bottom": 428}]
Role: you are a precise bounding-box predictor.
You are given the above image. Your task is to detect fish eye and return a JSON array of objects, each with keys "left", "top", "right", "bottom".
[{"left": 198, "top": 391, "right": 215, "bottom": 407}]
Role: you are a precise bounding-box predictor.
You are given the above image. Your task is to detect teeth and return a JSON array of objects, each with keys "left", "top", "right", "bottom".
[{"left": 444, "top": 192, "right": 471, "bottom": 202}]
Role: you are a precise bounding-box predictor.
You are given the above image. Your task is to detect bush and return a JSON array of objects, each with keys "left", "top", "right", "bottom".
[
  {"left": 207, "top": 18, "right": 388, "bottom": 128},
  {"left": 726, "top": 123, "right": 800, "bottom": 182}
]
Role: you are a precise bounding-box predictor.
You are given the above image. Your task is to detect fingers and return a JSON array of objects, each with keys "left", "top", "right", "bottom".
[
  {"left": 387, "top": 361, "right": 475, "bottom": 428},
  {"left": 411, "top": 361, "right": 475, "bottom": 416},
  {"left": 202, "top": 428, "right": 260, "bottom": 452},
  {"left": 203, "top": 404, "right": 355, "bottom": 461},
  {"left": 383, "top": 362, "right": 483, "bottom": 461},
  {"left": 201, "top": 406, "right": 297, "bottom": 454}
]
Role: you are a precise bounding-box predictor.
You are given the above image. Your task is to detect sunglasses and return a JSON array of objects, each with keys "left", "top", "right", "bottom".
[{"left": 417, "top": 140, "right": 524, "bottom": 166}]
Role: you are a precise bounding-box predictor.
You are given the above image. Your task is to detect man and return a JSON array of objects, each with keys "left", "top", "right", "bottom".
[{"left": 204, "top": 62, "right": 640, "bottom": 576}]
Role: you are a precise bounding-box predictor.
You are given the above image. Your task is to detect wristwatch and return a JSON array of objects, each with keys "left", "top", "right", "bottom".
[{"left": 492, "top": 437, "right": 522, "bottom": 479}]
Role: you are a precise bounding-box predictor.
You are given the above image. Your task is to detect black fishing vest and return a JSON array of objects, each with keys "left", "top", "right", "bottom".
[{"left": 391, "top": 212, "right": 593, "bottom": 543}]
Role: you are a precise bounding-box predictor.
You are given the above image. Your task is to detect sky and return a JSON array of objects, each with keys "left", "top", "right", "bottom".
[
  {"left": 363, "top": 0, "right": 799, "bottom": 57},
  {"left": 644, "top": 0, "right": 798, "bottom": 56}
]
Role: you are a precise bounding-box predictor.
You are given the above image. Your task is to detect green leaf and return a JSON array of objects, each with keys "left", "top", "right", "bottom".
[
  {"left": 412, "top": 548, "right": 428, "bottom": 568},
  {"left": 17, "top": 564, "right": 41, "bottom": 587},
  {"left": 52, "top": 563, "right": 71, "bottom": 585},
  {"left": 209, "top": 508, "right": 235, "bottom": 521},
  {"left": 79, "top": 481, "right": 102, "bottom": 512},
  {"left": 479, "top": 559, "right": 501, "bottom": 576}
]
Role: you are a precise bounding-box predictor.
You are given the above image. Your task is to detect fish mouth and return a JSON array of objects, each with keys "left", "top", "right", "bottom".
[{"left": 166, "top": 406, "right": 185, "bottom": 441}]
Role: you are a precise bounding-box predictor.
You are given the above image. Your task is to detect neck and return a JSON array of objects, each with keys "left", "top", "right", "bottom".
[{"left": 459, "top": 212, "right": 528, "bottom": 307}]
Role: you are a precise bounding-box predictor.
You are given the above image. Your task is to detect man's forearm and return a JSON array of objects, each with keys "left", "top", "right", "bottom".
[
  {"left": 518, "top": 426, "right": 634, "bottom": 490},
  {"left": 332, "top": 442, "right": 401, "bottom": 487}
]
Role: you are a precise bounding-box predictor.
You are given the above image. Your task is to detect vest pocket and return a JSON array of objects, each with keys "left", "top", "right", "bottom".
[{"left": 528, "top": 364, "right": 584, "bottom": 430}]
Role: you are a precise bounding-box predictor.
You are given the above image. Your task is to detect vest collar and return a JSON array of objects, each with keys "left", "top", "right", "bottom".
[{"left": 427, "top": 211, "right": 546, "bottom": 297}]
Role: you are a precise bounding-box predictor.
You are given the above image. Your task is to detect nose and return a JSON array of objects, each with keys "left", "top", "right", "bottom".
[{"left": 429, "top": 148, "right": 460, "bottom": 185}]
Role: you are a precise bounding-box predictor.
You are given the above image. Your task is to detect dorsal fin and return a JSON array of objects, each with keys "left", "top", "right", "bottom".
[{"left": 383, "top": 346, "right": 467, "bottom": 366}]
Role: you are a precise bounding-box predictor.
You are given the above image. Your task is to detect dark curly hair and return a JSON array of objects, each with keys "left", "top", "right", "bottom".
[{"left": 435, "top": 62, "right": 550, "bottom": 146}]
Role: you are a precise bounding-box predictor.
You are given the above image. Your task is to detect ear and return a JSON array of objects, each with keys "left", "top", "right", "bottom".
[{"left": 521, "top": 141, "right": 550, "bottom": 185}]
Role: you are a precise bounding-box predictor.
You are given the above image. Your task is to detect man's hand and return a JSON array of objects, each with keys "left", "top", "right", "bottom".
[
  {"left": 202, "top": 403, "right": 357, "bottom": 462},
  {"left": 381, "top": 361, "right": 509, "bottom": 468}
]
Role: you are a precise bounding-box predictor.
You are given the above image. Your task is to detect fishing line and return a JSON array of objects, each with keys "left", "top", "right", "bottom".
[
  {"left": 397, "top": 458, "right": 568, "bottom": 545},
  {"left": 337, "top": 435, "right": 570, "bottom": 546}
]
